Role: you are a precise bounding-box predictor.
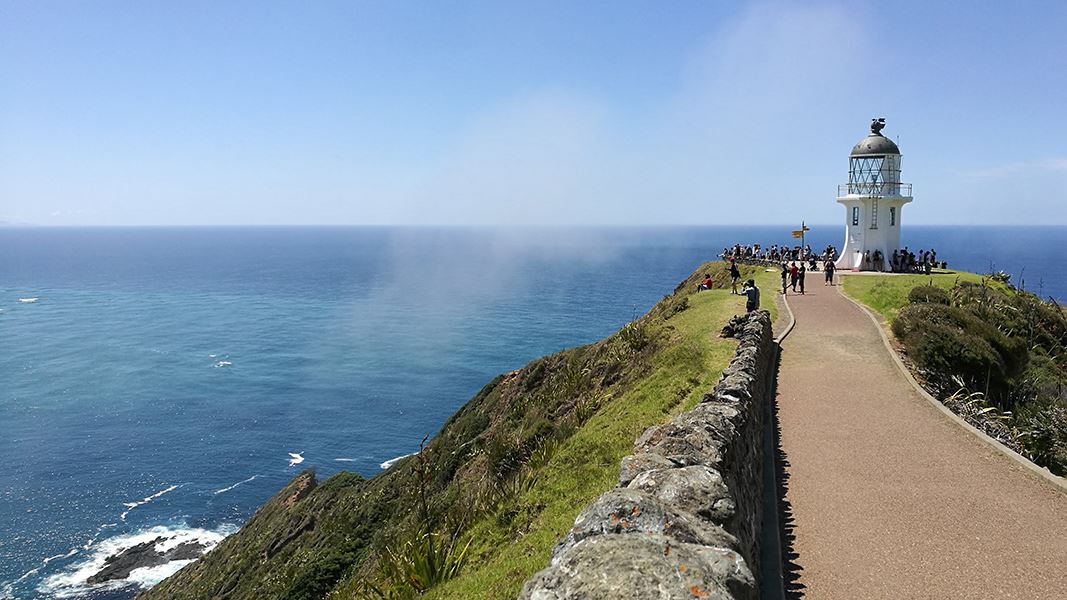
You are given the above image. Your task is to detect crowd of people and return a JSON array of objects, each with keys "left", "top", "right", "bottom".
[
  {"left": 721, "top": 242, "right": 947, "bottom": 275},
  {"left": 721, "top": 242, "right": 838, "bottom": 273},
  {"left": 883, "top": 247, "right": 946, "bottom": 274}
]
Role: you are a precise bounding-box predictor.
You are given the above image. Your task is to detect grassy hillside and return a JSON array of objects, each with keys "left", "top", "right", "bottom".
[
  {"left": 142, "top": 261, "right": 779, "bottom": 600},
  {"left": 841, "top": 271, "right": 996, "bottom": 322}
]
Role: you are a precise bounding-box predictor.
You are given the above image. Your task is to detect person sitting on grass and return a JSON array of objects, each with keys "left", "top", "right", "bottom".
[
  {"left": 697, "top": 273, "right": 714, "bottom": 291},
  {"left": 741, "top": 279, "right": 760, "bottom": 312}
]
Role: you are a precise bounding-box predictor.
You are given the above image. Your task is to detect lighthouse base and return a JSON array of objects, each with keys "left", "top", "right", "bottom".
[{"left": 834, "top": 194, "right": 912, "bottom": 272}]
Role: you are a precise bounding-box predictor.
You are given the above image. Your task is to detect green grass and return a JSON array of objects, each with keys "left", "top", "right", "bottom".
[
  {"left": 841, "top": 271, "right": 995, "bottom": 322},
  {"left": 404, "top": 264, "right": 779, "bottom": 599}
]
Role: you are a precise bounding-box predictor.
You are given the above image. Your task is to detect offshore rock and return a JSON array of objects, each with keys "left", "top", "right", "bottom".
[{"left": 87, "top": 537, "right": 207, "bottom": 584}]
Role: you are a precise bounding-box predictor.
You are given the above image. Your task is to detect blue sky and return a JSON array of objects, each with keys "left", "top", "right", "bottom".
[{"left": 1, "top": 1, "right": 1065, "bottom": 225}]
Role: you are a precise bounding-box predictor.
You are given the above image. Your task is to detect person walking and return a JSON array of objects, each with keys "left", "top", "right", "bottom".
[
  {"left": 741, "top": 279, "right": 760, "bottom": 312},
  {"left": 798, "top": 264, "right": 806, "bottom": 295},
  {"left": 780, "top": 263, "right": 789, "bottom": 295},
  {"left": 729, "top": 260, "right": 741, "bottom": 295},
  {"left": 789, "top": 262, "right": 799, "bottom": 292},
  {"left": 824, "top": 258, "right": 836, "bottom": 286}
]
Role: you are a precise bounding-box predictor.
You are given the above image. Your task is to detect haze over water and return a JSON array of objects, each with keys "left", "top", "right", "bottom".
[{"left": 1, "top": 225, "right": 1064, "bottom": 598}]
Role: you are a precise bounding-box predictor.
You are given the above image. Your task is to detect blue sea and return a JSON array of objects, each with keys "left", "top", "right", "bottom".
[{"left": 1, "top": 225, "right": 1064, "bottom": 599}]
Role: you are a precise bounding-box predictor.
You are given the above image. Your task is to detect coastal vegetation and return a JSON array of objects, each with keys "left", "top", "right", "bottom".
[
  {"left": 844, "top": 273, "right": 1067, "bottom": 476},
  {"left": 140, "top": 262, "right": 779, "bottom": 600}
]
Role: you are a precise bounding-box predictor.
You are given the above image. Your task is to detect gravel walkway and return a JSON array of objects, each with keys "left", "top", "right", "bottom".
[{"left": 775, "top": 282, "right": 1067, "bottom": 599}]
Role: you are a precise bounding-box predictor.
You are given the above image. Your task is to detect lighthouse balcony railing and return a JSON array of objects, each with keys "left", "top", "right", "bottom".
[{"left": 838, "top": 182, "right": 912, "bottom": 197}]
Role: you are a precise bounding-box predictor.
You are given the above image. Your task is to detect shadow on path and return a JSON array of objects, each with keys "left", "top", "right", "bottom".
[{"left": 772, "top": 350, "right": 805, "bottom": 599}]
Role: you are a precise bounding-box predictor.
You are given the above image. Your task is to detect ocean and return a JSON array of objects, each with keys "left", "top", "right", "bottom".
[{"left": 1, "top": 225, "right": 1064, "bottom": 599}]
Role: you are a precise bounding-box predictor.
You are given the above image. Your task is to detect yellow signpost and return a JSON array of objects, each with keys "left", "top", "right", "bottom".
[{"left": 792, "top": 222, "right": 811, "bottom": 253}]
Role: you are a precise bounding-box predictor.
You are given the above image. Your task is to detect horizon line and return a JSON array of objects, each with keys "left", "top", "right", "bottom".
[{"left": 2, "top": 223, "right": 1066, "bottom": 229}]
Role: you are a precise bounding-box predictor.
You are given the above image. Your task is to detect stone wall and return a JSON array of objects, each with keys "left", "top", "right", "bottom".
[{"left": 520, "top": 311, "right": 775, "bottom": 600}]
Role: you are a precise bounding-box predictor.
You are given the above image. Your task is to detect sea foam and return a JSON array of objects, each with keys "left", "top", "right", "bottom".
[
  {"left": 119, "top": 484, "right": 180, "bottom": 521},
  {"left": 213, "top": 475, "right": 258, "bottom": 495},
  {"left": 380, "top": 453, "right": 415, "bottom": 470}
]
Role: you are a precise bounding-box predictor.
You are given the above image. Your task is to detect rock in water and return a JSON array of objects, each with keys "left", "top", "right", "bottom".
[{"left": 86, "top": 536, "right": 208, "bottom": 584}]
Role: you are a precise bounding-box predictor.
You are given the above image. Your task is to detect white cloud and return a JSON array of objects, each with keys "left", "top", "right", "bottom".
[{"left": 961, "top": 158, "right": 1067, "bottom": 178}]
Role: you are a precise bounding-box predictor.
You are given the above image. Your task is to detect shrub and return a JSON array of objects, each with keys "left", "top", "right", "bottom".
[
  {"left": 893, "top": 302, "right": 1028, "bottom": 404},
  {"left": 362, "top": 528, "right": 472, "bottom": 598},
  {"left": 285, "top": 549, "right": 359, "bottom": 600},
  {"left": 1020, "top": 406, "right": 1067, "bottom": 476},
  {"left": 907, "top": 285, "right": 951, "bottom": 305},
  {"left": 617, "top": 320, "right": 650, "bottom": 354}
]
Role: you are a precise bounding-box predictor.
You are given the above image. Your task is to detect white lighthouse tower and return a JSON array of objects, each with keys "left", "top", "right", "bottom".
[{"left": 834, "top": 118, "right": 913, "bottom": 271}]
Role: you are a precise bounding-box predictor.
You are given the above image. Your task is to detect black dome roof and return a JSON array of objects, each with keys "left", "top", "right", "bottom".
[{"left": 851, "top": 133, "right": 900, "bottom": 156}]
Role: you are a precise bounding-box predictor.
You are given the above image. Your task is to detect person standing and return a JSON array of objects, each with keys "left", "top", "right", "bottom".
[
  {"left": 729, "top": 260, "right": 741, "bottom": 295},
  {"left": 798, "top": 264, "right": 806, "bottom": 295},
  {"left": 741, "top": 279, "right": 760, "bottom": 312},
  {"left": 780, "top": 263, "right": 789, "bottom": 295},
  {"left": 789, "top": 262, "right": 799, "bottom": 292},
  {"left": 824, "top": 258, "right": 836, "bottom": 286}
]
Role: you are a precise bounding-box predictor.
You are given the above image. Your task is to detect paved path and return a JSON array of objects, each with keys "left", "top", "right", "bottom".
[{"left": 775, "top": 282, "right": 1067, "bottom": 599}]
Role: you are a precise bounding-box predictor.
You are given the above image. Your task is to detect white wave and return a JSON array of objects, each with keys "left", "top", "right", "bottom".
[
  {"left": 36, "top": 524, "right": 237, "bottom": 598},
  {"left": 333, "top": 457, "right": 357, "bottom": 462},
  {"left": 119, "top": 485, "right": 180, "bottom": 521},
  {"left": 380, "top": 453, "right": 415, "bottom": 470},
  {"left": 3, "top": 521, "right": 126, "bottom": 598},
  {"left": 213, "top": 475, "right": 258, "bottom": 495},
  {"left": 4, "top": 548, "right": 81, "bottom": 595},
  {"left": 288, "top": 452, "right": 304, "bottom": 466},
  {"left": 213, "top": 360, "right": 233, "bottom": 368},
  {"left": 17, "top": 297, "right": 38, "bottom": 303}
]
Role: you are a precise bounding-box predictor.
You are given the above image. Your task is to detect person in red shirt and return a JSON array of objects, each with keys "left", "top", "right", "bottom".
[
  {"left": 789, "top": 262, "right": 799, "bottom": 292},
  {"left": 697, "top": 274, "right": 714, "bottom": 291}
]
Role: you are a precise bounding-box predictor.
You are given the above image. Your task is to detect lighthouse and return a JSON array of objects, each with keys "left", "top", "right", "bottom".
[{"left": 834, "top": 118, "right": 913, "bottom": 271}]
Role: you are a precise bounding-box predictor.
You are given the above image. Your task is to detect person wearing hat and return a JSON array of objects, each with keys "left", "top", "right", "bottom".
[{"left": 741, "top": 279, "right": 760, "bottom": 313}]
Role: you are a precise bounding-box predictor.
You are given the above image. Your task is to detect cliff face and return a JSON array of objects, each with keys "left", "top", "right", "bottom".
[{"left": 141, "top": 261, "right": 773, "bottom": 600}]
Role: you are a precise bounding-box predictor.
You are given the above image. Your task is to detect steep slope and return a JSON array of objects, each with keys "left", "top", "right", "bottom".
[{"left": 141, "top": 261, "right": 778, "bottom": 600}]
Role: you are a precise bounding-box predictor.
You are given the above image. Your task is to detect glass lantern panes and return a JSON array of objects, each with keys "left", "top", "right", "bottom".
[{"left": 848, "top": 155, "right": 901, "bottom": 195}]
